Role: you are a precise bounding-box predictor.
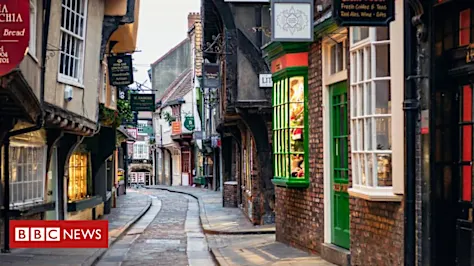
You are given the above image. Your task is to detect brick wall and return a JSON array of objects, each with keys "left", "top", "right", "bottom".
[
  {"left": 275, "top": 41, "right": 325, "bottom": 254},
  {"left": 223, "top": 182, "right": 238, "bottom": 207},
  {"left": 350, "top": 199, "right": 404, "bottom": 265}
]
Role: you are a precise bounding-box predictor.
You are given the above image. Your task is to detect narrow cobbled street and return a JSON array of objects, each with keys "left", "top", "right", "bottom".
[{"left": 96, "top": 189, "right": 214, "bottom": 266}]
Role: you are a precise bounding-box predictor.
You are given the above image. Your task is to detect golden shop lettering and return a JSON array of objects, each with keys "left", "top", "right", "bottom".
[{"left": 0, "top": 4, "right": 24, "bottom": 23}]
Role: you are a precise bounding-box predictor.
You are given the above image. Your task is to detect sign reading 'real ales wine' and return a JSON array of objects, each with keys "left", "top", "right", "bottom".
[
  {"left": 0, "top": 0, "right": 30, "bottom": 76},
  {"left": 333, "top": 0, "right": 395, "bottom": 27}
]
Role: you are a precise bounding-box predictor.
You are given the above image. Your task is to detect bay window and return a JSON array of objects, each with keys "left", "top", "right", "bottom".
[
  {"left": 272, "top": 73, "right": 309, "bottom": 188},
  {"left": 349, "top": 27, "right": 401, "bottom": 199}
]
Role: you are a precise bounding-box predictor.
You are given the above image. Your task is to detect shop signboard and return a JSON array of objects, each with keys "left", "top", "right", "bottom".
[
  {"left": 107, "top": 54, "right": 134, "bottom": 86},
  {"left": 130, "top": 94, "right": 155, "bottom": 111},
  {"left": 172, "top": 121, "right": 182, "bottom": 135},
  {"left": 0, "top": 0, "right": 30, "bottom": 76},
  {"left": 259, "top": 74, "right": 273, "bottom": 88},
  {"left": 271, "top": 0, "right": 313, "bottom": 42},
  {"left": 184, "top": 115, "right": 195, "bottom": 131},
  {"left": 333, "top": 0, "right": 395, "bottom": 27},
  {"left": 203, "top": 63, "right": 220, "bottom": 88}
]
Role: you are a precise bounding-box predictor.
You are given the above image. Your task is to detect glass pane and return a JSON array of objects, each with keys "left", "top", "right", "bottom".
[
  {"left": 352, "top": 154, "right": 359, "bottom": 184},
  {"left": 360, "top": 154, "right": 366, "bottom": 185},
  {"left": 358, "top": 120, "right": 365, "bottom": 151},
  {"left": 377, "top": 154, "right": 392, "bottom": 186},
  {"left": 353, "top": 27, "right": 369, "bottom": 43},
  {"left": 366, "top": 118, "right": 373, "bottom": 150},
  {"left": 366, "top": 154, "right": 374, "bottom": 186},
  {"left": 357, "top": 85, "right": 363, "bottom": 117},
  {"left": 290, "top": 154, "right": 304, "bottom": 178},
  {"left": 351, "top": 52, "right": 357, "bottom": 82},
  {"left": 375, "top": 80, "right": 391, "bottom": 114},
  {"left": 375, "top": 117, "right": 392, "bottom": 150},
  {"left": 459, "top": 9, "right": 471, "bottom": 46},
  {"left": 351, "top": 85, "right": 357, "bottom": 117},
  {"left": 376, "top": 27, "right": 389, "bottom": 41},
  {"left": 365, "top": 82, "right": 372, "bottom": 115},
  {"left": 359, "top": 50, "right": 365, "bottom": 82},
  {"left": 375, "top": 44, "right": 390, "bottom": 77},
  {"left": 366, "top": 46, "right": 371, "bottom": 80}
]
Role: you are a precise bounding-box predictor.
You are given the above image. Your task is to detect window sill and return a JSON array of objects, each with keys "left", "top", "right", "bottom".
[
  {"left": 348, "top": 187, "right": 402, "bottom": 202},
  {"left": 67, "top": 195, "right": 103, "bottom": 212},
  {"left": 272, "top": 178, "right": 309, "bottom": 188},
  {"left": 58, "top": 75, "right": 85, "bottom": 89}
]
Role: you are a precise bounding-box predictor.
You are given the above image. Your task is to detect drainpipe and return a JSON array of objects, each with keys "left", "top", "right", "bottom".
[
  {"left": 40, "top": 0, "right": 52, "bottom": 104},
  {"left": 404, "top": 1, "right": 426, "bottom": 265}
]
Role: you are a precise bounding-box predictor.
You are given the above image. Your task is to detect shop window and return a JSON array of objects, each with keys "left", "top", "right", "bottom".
[
  {"left": 349, "top": 27, "right": 396, "bottom": 198},
  {"left": 459, "top": 9, "right": 471, "bottom": 46},
  {"left": 68, "top": 153, "right": 90, "bottom": 202},
  {"left": 272, "top": 74, "right": 308, "bottom": 188},
  {"left": 58, "top": 0, "right": 87, "bottom": 85},
  {"left": 2, "top": 145, "right": 47, "bottom": 206},
  {"left": 330, "top": 40, "right": 346, "bottom": 75}
]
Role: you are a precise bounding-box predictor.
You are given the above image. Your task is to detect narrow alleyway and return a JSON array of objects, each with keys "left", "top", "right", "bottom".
[{"left": 95, "top": 190, "right": 214, "bottom": 266}]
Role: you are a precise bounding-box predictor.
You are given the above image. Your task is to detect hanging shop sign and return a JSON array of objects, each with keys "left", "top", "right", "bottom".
[
  {"left": 333, "top": 0, "right": 395, "bottom": 27},
  {"left": 171, "top": 121, "right": 182, "bottom": 135},
  {"left": 184, "top": 115, "right": 195, "bottom": 131},
  {"left": 203, "top": 63, "right": 220, "bottom": 88},
  {"left": 0, "top": 0, "right": 30, "bottom": 77},
  {"left": 118, "top": 87, "right": 128, "bottom": 100},
  {"left": 130, "top": 94, "right": 155, "bottom": 111},
  {"left": 271, "top": 0, "right": 313, "bottom": 42},
  {"left": 107, "top": 54, "right": 134, "bottom": 86},
  {"left": 259, "top": 74, "right": 273, "bottom": 88}
]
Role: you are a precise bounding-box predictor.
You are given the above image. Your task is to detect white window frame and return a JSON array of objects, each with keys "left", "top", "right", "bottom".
[
  {"left": 2, "top": 144, "right": 47, "bottom": 207},
  {"left": 58, "top": 0, "right": 88, "bottom": 87},
  {"left": 348, "top": 26, "right": 402, "bottom": 202},
  {"left": 100, "top": 60, "right": 107, "bottom": 103},
  {"left": 28, "top": 0, "right": 37, "bottom": 59}
]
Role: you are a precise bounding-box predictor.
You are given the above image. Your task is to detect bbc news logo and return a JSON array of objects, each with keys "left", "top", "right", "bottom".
[{"left": 10, "top": 220, "right": 108, "bottom": 248}]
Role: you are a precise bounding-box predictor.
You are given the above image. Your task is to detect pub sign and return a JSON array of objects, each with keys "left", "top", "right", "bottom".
[
  {"left": 107, "top": 54, "right": 134, "bottom": 86},
  {"left": 333, "top": 0, "right": 395, "bottom": 27},
  {"left": 203, "top": 63, "right": 220, "bottom": 88},
  {"left": 130, "top": 94, "right": 155, "bottom": 112}
]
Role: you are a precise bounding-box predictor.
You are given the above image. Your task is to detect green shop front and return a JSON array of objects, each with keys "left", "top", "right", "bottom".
[{"left": 264, "top": 42, "right": 310, "bottom": 188}]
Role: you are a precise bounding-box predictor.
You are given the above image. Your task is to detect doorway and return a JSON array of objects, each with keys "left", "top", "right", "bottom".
[
  {"left": 45, "top": 147, "right": 58, "bottom": 220},
  {"left": 329, "top": 81, "right": 350, "bottom": 249},
  {"left": 433, "top": 84, "right": 473, "bottom": 266}
]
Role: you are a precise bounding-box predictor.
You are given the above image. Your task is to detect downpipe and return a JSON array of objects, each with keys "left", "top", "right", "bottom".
[{"left": 404, "top": 1, "right": 427, "bottom": 265}]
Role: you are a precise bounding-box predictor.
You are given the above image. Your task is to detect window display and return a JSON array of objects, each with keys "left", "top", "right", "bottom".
[
  {"left": 272, "top": 75, "right": 308, "bottom": 187},
  {"left": 68, "top": 153, "right": 89, "bottom": 202}
]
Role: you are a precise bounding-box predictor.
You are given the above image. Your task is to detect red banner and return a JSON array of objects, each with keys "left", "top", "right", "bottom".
[
  {"left": 10, "top": 220, "right": 109, "bottom": 248},
  {"left": 0, "top": 0, "right": 30, "bottom": 76}
]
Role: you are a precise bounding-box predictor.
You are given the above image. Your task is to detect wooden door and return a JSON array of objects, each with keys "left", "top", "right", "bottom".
[{"left": 330, "top": 82, "right": 350, "bottom": 249}]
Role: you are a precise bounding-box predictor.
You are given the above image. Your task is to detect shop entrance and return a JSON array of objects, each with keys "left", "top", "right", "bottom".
[
  {"left": 433, "top": 84, "right": 473, "bottom": 265},
  {"left": 329, "top": 81, "right": 350, "bottom": 249}
]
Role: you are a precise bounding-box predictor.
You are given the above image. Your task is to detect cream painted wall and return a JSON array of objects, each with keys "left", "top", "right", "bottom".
[{"left": 44, "top": 0, "right": 104, "bottom": 123}]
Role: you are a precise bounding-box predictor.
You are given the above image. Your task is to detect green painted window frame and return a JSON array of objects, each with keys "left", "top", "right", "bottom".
[{"left": 271, "top": 67, "right": 309, "bottom": 188}]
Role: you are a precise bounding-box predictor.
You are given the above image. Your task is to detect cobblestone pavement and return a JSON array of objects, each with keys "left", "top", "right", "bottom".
[{"left": 96, "top": 190, "right": 214, "bottom": 266}]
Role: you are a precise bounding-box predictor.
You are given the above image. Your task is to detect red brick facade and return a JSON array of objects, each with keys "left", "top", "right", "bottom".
[
  {"left": 273, "top": 30, "right": 405, "bottom": 266},
  {"left": 275, "top": 41, "right": 325, "bottom": 254}
]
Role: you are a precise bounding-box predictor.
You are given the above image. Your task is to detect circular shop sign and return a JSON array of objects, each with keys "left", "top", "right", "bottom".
[{"left": 0, "top": 0, "right": 30, "bottom": 77}]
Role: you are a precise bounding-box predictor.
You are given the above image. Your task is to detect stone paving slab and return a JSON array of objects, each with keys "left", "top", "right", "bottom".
[
  {"left": 0, "top": 190, "right": 151, "bottom": 266},
  {"left": 210, "top": 240, "right": 336, "bottom": 266},
  {"left": 145, "top": 185, "right": 275, "bottom": 234}
]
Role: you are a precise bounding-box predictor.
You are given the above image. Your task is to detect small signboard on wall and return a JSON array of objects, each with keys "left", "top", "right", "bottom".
[
  {"left": 130, "top": 94, "right": 155, "bottom": 111},
  {"left": 259, "top": 74, "right": 273, "bottom": 88},
  {"left": 332, "top": 0, "right": 395, "bottom": 27}
]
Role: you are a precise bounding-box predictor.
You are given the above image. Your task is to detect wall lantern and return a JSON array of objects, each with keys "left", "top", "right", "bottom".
[{"left": 271, "top": 0, "right": 314, "bottom": 42}]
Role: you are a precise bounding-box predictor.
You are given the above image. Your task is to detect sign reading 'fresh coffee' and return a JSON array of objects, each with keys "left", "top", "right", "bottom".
[
  {"left": 107, "top": 54, "right": 134, "bottom": 86},
  {"left": 333, "top": 0, "right": 395, "bottom": 27}
]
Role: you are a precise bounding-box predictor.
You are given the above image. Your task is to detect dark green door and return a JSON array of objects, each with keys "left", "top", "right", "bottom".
[{"left": 330, "top": 82, "right": 350, "bottom": 249}]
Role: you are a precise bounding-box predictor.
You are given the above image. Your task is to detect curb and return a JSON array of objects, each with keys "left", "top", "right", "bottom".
[
  {"left": 209, "top": 248, "right": 231, "bottom": 266},
  {"left": 83, "top": 196, "right": 152, "bottom": 266},
  {"left": 144, "top": 186, "right": 276, "bottom": 235}
]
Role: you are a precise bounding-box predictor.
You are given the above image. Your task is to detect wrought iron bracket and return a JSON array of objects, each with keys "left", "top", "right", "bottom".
[{"left": 202, "top": 33, "right": 232, "bottom": 55}]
